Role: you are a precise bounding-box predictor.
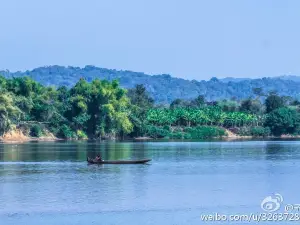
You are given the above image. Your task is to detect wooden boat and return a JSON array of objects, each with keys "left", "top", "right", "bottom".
[{"left": 87, "top": 157, "right": 151, "bottom": 164}]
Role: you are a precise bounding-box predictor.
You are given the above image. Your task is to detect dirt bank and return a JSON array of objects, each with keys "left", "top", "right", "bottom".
[
  {"left": 224, "top": 129, "right": 253, "bottom": 140},
  {"left": 0, "top": 129, "right": 60, "bottom": 143},
  {"left": 134, "top": 136, "right": 153, "bottom": 140}
]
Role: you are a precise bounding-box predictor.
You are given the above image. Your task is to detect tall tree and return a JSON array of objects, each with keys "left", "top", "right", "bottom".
[
  {"left": 127, "top": 84, "right": 154, "bottom": 136},
  {"left": 127, "top": 84, "right": 154, "bottom": 109},
  {"left": 190, "top": 95, "right": 205, "bottom": 108},
  {"left": 0, "top": 94, "right": 21, "bottom": 134},
  {"left": 240, "top": 99, "right": 263, "bottom": 114},
  {"left": 170, "top": 99, "right": 189, "bottom": 109},
  {"left": 265, "top": 94, "right": 284, "bottom": 113}
]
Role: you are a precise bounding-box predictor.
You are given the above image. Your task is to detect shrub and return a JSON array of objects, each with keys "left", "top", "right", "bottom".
[
  {"left": 30, "top": 124, "right": 43, "bottom": 137},
  {"left": 48, "top": 126, "right": 60, "bottom": 136},
  {"left": 163, "top": 125, "right": 171, "bottom": 131},
  {"left": 146, "top": 125, "right": 227, "bottom": 139},
  {"left": 169, "top": 132, "right": 184, "bottom": 139},
  {"left": 183, "top": 133, "right": 192, "bottom": 139},
  {"left": 183, "top": 127, "right": 193, "bottom": 133},
  {"left": 265, "top": 95, "right": 284, "bottom": 113},
  {"left": 77, "top": 130, "right": 88, "bottom": 139},
  {"left": 145, "top": 125, "right": 169, "bottom": 138},
  {"left": 59, "top": 125, "right": 76, "bottom": 139},
  {"left": 264, "top": 127, "right": 271, "bottom": 136},
  {"left": 186, "top": 126, "right": 226, "bottom": 139},
  {"left": 250, "top": 126, "right": 271, "bottom": 137}
]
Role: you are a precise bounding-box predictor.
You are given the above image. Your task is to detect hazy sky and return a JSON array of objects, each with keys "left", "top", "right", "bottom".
[{"left": 1, "top": 0, "right": 300, "bottom": 80}]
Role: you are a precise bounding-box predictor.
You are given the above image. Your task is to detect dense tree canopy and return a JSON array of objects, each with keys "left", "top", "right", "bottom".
[
  {"left": 265, "top": 94, "right": 284, "bottom": 113},
  {"left": 265, "top": 107, "right": 300, "bottom": 136},
  {"left": 0, "top": 75, "right": 299, "bottom": 140},
  {"left": 0, "top": 76, "right": 133, "bottom": 139},
  {"left": 240, "top": 99, "right": 264, "bottom": 114},
  {"left": 0, "top": 93, "right": 21, "bottom": 134}
]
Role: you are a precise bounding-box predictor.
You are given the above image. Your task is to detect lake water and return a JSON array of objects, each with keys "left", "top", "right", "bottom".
[{"left": 0, "top": 140, "right": 300, "bottom": 224}]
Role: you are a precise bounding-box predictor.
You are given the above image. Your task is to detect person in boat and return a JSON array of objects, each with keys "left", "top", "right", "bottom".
[{"left": 95, "top": 154, "right": 103, "bottom": 162}]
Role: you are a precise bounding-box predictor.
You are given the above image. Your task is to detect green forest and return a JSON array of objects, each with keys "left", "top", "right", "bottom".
[{"left": 0, "top": 76, "right": 300, "bottom": 140}]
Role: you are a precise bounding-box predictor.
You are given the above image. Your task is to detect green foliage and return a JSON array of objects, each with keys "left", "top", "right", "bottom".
[
  {"left": 163, "top": 125, "right": 171, "bottom": 131},
  {"left": 183, "top": 133, "right": 192, "bottom": 139},
  {"left": 30, "top": 124, "right": 43, "bottom": 137},
  {"left": 0, "top": 76, "right": 133, "bottom": 139},
  {"left": 0, "top": 74, "right": 299, "bottom": 140},
  {"left": 236, "top": 126, "right": 272, "bottom": 137},
  {"left": 63, "top": 78, "right": 133, "bottom": 137},
  {"left": 265, "top": 94, "right": 284, "bottom": 113},
  {"left": 72, "top": 113, "right": 91, "bottom": 130},
  {"left": 77, "top": 130, "right": 88, "bottom": 139},
  {"left": 127, "top": 84, "right": 154, "bottom": 136},
  {"left": 145, "top": 125, "right": 170, "bottom": 138},
  {"left": 127, "top": 84, "right": 154, "bottom": 110},
  {"left": 169, "top": 132, "right": 184, "bottom": 139},
  {"left": 146, "top": 107, "right": 259, "bottom": 128},
  {"left": 144, "top": 125, "right": 226, "bottom": 140},
  {"left": 185, "top": 126, "right": 226, "bottom": 139},
  {"left": 218, "top": 100, "right": 239, "bottom": 112},
  {"left": 265, "top": 107, "right": 300, "bottom": 136},
  {"left": 170, "top": 99, "right": 190, "bottom": 109},
  {"left": 240, "top": 99, "right": 264, "bottom": 114},
  {"left": 190, "top": 95, "right": 205, "bottom": 108},
  {"left": 0, "top": 93, "right": 22, "bottom": 134},
  {"left": 250, "top": 126, "right": 271, "bottom": 137},
  {"left": 59, "top": 125, "right": 75, "bottom": 139}
]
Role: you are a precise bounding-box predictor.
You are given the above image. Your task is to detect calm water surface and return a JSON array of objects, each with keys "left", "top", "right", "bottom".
[{"left": 0, "top": 140, "right": 300, "bottom": 224}]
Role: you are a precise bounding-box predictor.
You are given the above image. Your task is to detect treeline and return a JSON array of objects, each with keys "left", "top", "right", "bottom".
[
  {"left": 131, "top": 86, "right": 300, "bottom": 139},
  {"left": 0, "top": 76, "right": 299, "bottom": 140}
]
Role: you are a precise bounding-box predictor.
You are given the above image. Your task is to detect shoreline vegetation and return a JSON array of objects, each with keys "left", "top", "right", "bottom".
[
  {"left": 1, "top": 76, "right": 300, "bottom": 143},
  {"left": 2, "top": 130, "right": 300, "bottom": 143}
]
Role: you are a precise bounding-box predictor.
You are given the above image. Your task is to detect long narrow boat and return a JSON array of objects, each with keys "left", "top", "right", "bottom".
[{"left": 87, "top": 157, "right": 151, "bottom": 164}]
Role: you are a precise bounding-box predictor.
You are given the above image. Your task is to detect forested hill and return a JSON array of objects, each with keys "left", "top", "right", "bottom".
[{"left": 1, "top": 65, "right": 300, "bottom": 103}]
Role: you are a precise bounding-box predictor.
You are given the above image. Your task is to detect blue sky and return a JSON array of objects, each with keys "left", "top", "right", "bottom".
[{"left": 0, "top": 0, "right": 300, "bottom": 80}]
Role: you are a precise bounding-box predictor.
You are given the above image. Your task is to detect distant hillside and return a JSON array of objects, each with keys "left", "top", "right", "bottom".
[
  {"left": 219, "top": 77, "right": 252, "bottom": 83},
  {"left": 1, "top": 65, "right": 300, "bottom": 103},
  {"left": 220, "top": 75, "right": 300, "bottom": 83},
  {"left": 275, "top": 75, "right": 300, "bottom": 82}
]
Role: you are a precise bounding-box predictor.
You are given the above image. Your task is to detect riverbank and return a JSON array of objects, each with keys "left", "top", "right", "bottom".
[
  {"left": 0, "top": 129, "right": 61, "bottom": 143},
  {"left": 1, "top": 128, "right": 300, "bottom": 144}
]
